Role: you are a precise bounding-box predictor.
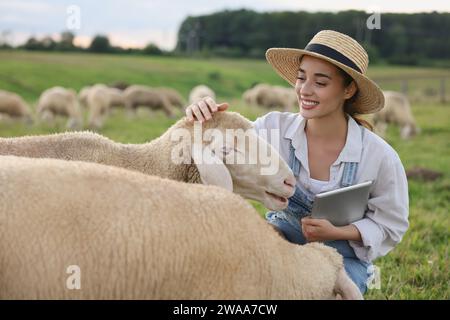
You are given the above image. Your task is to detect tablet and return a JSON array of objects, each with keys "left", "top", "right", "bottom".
[{"left": 310, "top": 180, "right": 373, "bottom": 226}]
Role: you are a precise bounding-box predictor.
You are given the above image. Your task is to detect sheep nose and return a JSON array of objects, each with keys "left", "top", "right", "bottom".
[{"left": 284, "top": 175, "right": 296, "bottom": 189}]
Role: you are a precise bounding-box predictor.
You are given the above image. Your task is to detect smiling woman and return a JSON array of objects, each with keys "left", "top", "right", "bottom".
[{"left": 185, "top": 30, "right": 409, "bottom": 296}]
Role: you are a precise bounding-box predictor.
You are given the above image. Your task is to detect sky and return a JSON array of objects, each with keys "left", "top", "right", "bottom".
[{"left": 1, "top": 0, "right": 449, "bottom": 50}]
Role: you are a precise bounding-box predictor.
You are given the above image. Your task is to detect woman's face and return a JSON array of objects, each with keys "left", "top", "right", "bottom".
[{"left": 295, "top": 55, "right": 356, "bottom": 119}]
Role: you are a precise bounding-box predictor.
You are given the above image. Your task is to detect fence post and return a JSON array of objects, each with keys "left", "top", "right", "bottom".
[
  {"left": 440, "top": 78, "right": 446, "bottom": 104},
  {"left": 401, "top": 79, "right": 408, "bottom": 95}
]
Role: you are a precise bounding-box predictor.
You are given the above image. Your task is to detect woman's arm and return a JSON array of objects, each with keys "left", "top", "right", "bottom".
[{"left": 301, "top": 217, "right": 362, "bottom": 242}]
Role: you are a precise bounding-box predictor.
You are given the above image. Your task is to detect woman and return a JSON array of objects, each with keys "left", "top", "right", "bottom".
[{"left": 185, "top": 30, "right": 409, "bottom": 294}]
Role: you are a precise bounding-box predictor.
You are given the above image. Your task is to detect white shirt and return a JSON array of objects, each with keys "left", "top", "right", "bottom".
[
  {"left": 253, "top": 111, "right": 409, "bottom": 263},
  {"left": 309, "top": 177, "right": 331, "bottom": 194}
]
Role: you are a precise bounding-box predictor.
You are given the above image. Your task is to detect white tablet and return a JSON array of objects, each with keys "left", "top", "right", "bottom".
[{"left": 310, "top": 180, "right": 373, "bottom": 227}]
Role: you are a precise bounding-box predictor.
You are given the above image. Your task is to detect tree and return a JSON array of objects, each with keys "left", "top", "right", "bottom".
[
  {"left": 88, "top": 35, "right": 111, "bottom": 53},
  {"left": 58, "top": 31, "right": 75, "bottom": 50},
  {"left": 143, "top": 43, "right": 162, "bottom": 55}
]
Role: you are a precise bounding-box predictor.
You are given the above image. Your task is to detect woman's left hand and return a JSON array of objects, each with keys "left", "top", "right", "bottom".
[{"left": 301, "top": 217, "right": 340, "bottom": 242}]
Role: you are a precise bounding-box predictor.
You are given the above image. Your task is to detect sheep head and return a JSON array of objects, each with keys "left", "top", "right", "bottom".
[{"left": 171, "top": 112, "right": 295, "bottom": 211}]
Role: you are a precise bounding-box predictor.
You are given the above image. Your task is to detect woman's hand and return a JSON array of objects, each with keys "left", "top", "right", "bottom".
[
  {"left": 301, "top": 217, "right": 340, "bottom": 242},
  {"left": 185, "top": 97, "right": 229, "bottom": 122},
  {"left": 301, "top": 217, "right": 363, "bottom": 242}
]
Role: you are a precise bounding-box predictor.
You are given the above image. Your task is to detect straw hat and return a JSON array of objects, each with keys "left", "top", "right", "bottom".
[{"left": 266, "top": 30, "right": 384, "bottom": 114}]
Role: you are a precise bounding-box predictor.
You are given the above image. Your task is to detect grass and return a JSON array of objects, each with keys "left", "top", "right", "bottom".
[{"left": 0, "top": 51, "right": 449, "bottom": 299}]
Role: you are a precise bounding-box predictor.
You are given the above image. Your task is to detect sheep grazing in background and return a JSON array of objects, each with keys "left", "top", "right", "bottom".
[
  {"left": 0, "top": 111, "right": 296, "bottom": 211},
  {"left": 36, "top": 86, "right": 83, "bottom": 130},
  {"left": 0, "top": 155, "right": 362, "bottom": 300},
  {"left": 0, "top": 90, "right": 33, "bottom": 124},
  {"left": 189, "top": 85, "right": 216, "bottom": 104},
  {"left": 123, "top": 85, "right": 175, "bottom": 117},
  {"left": 109, "top": 81, "right": 130, "bottom": 91},
  {"left": 86, "top": 84, "right": 125, "bottom": 129},
  {"left": 242, "top": 83, "right": 297, "bottom": 111},
  {"left": 78, "top": 85, "right": 91, "bottom": 109},
  {"left": 272, "top": 85, "right": 298, "bottom": 111},
  {"left": 368, "top": 91, "right": 420, "bottom": 140},
  {"left": 156, "top": 87, "right": 185, "bottom": 108}
]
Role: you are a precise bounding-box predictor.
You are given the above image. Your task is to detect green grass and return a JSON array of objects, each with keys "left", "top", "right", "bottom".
[{"left": 0, "top": 51, "right": 449, "bottom": 299}]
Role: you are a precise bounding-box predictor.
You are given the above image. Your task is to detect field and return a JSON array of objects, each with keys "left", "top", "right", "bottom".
[{"left": 0, "top": 51, "right": 449, "bottom": 299}]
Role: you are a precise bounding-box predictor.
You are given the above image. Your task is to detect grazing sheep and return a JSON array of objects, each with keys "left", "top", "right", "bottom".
[
  {"left": 123, "top": 85, "right": 175, "bottom": 117},
  {"left": 77, "top": 85, "right": 91, "bottom": 109},
  {"left": 0, "top": 155, "right": 362, "bottom": 300},
  {"left": 109, "top": 81, "right": 130, "bottom": 90},
  {"left": 272, "top": 85, "right": 298, "bottom": 111},
  {"left": 368, "top": 91, "right": 420, "bottom": 139},
  {"left": 242, "top": 84, "right": 296, "bottom": 111},
  {"left": 189, "top": 85, "right": 216, "bottom": 104},
  {"left": 156, "top": 87, "right": 185, "bottom": 108},
  {"left": 0, "top": 90, "right": 33, "bottom": 124},
  {"left": 0, "top": 111, "right": 296, "bottom": 211},
  {"left": 86, "top": 84, "right": 124, "bottom": 129},
  {"left": 36, "top": 86, "right": 83, "bottom": 130}
]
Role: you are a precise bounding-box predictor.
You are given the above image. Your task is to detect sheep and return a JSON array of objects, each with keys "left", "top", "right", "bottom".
[
  {"left": 189, "top": 85, "right": 216, "bottom": 104},
  {"left": 156, "top": 87, "right": 185, "bottom": 108},
  {"left": 77, "top": 85, "right": 91, "bottom": 109},
  {"left": 123, "top": 85, "right": 175, "bottom": 117},
  {"left": 86, "top": 84, "right": 125, "bottom": 129},
  {"left": 242, "top": 84, "right": 296, "bottom": 111},
  {"left": 0, "top": 90, "right": 33, "bottom": 124},
  {"left": 272, "top": 85, "right": 298, "bottom": 111},
  {"left": 0, "top": 111, "right": 296, "bottom": 211},
  {"left": 36, "top": 86, "right": 83, "bottom": 130},
  {"left": 109, "top": 81, "right": 130, "bottom": 90},
  {"left": 0, "top": 155, "right": 362, "bottom": 300},
  {"left": 368, "top": 91, "right": 420, "bottom": 139}
]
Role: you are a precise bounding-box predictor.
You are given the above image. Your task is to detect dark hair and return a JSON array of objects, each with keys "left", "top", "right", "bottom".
[{"left": 336, "top": 67, "right": 373, "bottom": 131}]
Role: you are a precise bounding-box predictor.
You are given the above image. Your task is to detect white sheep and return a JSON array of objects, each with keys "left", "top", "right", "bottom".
[
  {"left": 36, "top": 86, "right": 83, "bottom": 130},
  {"left": 156, "top": 87, "right": 185, "bottom": 109},
  {"left": 242, "top": 84, "right": 296, "bottom": 111},
  {"left": 0, "top": 155, "right": 362, "bottom": 299},
  {"left": 0, "top": 90, "right": 33, "bottom": 124},
  {"left": 77, "top": 85, "right": 91, "bottom": 109},
  {"left": 0, "top": 111, "right": 296, "bottom": 211},
  {"left": 368, "top": 91, "right": 420, "bottom": 139},
  {"left": 123, "top": 85, "right": 175, "bottom": 117},
  {"left": 86, "top": 84, "right": 125, "bottom": 129},
  {"left": 189, "top": 85, "right": 216, "bottom": 104}
]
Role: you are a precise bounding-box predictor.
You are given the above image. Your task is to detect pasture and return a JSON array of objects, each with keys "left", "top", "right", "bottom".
[{"left": 0, "top": 50, "right": 448, "bottom": 299}]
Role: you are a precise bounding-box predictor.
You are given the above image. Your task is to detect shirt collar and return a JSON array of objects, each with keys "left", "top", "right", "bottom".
[{"left": 283, "top": 114, "right": 363, "bottom": 167}]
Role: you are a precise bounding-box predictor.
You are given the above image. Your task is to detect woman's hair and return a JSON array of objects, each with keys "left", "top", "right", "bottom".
[{"left": 337, "top": 67, "right": 373, "bottom": 131}]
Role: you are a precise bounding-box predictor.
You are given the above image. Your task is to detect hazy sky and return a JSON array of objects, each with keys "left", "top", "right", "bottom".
[{"left": 1, "top": 0, "right": 448, "bottom": 50}]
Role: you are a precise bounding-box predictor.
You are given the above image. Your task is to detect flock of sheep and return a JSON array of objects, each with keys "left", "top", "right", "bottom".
[
  {"left": 0, "top": 84, "right": 216, "bottom": 130},
  {"left": 0, "top": 111, "right": 363, "bottom": 299},
  {"left": 1, "top": 82, "right": 418, "bottom": 139}
]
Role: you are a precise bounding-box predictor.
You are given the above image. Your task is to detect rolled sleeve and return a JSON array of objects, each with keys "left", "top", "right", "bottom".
[
  {"left": 350, "top": 154, "right": 409, "bottom": 262},
  {"left": 350, "top": 217, "right": 385, "bottom": 262}
]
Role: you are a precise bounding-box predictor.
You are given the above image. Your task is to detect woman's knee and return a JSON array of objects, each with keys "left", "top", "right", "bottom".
[{"left": 343, "top": 258, "right": 371, "bottom": 294}]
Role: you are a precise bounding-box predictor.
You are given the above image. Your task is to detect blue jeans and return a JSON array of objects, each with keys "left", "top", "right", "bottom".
[{"left": 268, "top": 215, "right": 372, "bottom": 294}]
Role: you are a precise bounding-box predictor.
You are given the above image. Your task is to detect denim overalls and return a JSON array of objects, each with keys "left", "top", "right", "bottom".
[{"left": 266, "top": 126, "right": 372, "bottom": 294}]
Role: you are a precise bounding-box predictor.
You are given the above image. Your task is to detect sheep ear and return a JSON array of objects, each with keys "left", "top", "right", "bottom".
[{"left": 191, "top": 143, "right": 233, "bottom": 192}]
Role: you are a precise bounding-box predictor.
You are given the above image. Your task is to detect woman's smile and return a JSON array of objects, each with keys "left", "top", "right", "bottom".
[{"left": 301, "top": 98, "right": 320, "bottom": 110}]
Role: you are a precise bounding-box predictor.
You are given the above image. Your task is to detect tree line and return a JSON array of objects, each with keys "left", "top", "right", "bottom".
[
  {"left": 1, "top": 10, "right": 449, "bottom": 66},
  {"left": 0, "top": 31, "right": 166, "bottom": 56},
  {"left": 176, "top": 9, "right": 450, "bottom": 65}
]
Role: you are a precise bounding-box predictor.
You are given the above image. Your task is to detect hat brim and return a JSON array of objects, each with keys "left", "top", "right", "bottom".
[{"left": 266, "top": 48, "right": 384, "bottom": 114}]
